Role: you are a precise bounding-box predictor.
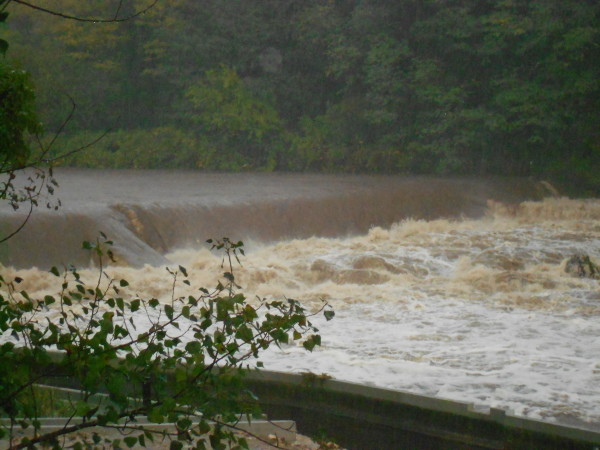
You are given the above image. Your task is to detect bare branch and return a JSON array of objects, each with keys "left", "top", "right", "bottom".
[
  {"left": 0, "top": 169, "right": 48, "bottom": 244},
  {"left": 0, "top": 195, "right": 33, "bottom": 244},
  {"left": 7, "top": 95, "right": 111, "bottom": 172},
  {"left": 44, "top": 128, "right": 112, "bottom": 164},
  {"left": 36, "top": 94, "right": 77, "bottom": 161},
  {"left": 10, "top": 0, "right": 159, "bottom": 23},
  {"left": 114, "top": 0, "right": 124, "bottom": 20}
]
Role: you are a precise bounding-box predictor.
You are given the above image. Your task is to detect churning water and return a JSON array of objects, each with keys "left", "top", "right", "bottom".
[{"left": 1, "top": 169, "right": 599, "bottom": 429}]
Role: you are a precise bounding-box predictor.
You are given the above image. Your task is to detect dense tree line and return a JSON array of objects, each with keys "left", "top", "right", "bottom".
[{"left": 6, "top": 0, "right": 600, "bottom": 193}]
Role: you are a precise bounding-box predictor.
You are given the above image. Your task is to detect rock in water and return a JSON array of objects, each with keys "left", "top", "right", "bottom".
[{"left": 565, "top": 254, "right": 600, "bottom": 279}]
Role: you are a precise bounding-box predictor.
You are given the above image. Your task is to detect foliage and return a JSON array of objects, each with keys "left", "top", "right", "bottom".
[
  {"left": 185, "top": 67, "right": 284, "bottom": 170},
  {"left": 53, "top": 127, "right": 200, "bottom": 169},
  {"left": 5, "top": 1, "right": 599, "bottom": 186},
  {"left": 0, "top": 235, "right": 332, "bottom": 448},
  {"left": 0, "top": 61, "right": 41, "bottom": 170}
]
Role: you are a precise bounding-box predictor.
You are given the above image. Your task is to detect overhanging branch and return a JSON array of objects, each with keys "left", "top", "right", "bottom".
[{"left": 10, "top": 0, "right": 159, "bottom": 23}]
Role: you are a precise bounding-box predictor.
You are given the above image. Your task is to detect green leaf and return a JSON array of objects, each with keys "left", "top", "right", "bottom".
[
  {"left": 223, "top": 272, "right": 235, "bottom": 282},
  {"left": 119, "top": 279, "right": 129, "bottom": 287},
  {"left": 195, "top": 441, "right": 208, "bottom": 450},
  {"left": 144, "top": 430, "right": 155, "bottom": 442},
  {"left": 170, "top": 441, "right": 184, "bottom": 450},
  {"left": 302, "top": 334, "right": 321, "bottom": 351},
  {"left": 179, "top": 265, "right": 188, "bottom": 277},
  {"left": 50, "top": 266, "right": 60, "bottom": 277},
  {"left": 124, "top": 436, "right": 138, "bottom": 448},
  {"left": 235, "top": 324, "right": 253, "bottom": 343},
  {"left": 176, "top": 417, "right": 192, "bottom": 430},
  {"left": 242, "top": 305, "right": 257, "bottom": 321},
  {"left": 197, "top": 420, "right": 211, "bottom": 435},
  {"left": 148, "top": 408, "right": 164, "bottom": 423},
  {"left": 130, "top": 299, "right": 141, "bottom": 312},
  {"left": 75, "top": 400, "right": 91, "bottom": 416},
  {"left": 324, "top": 310, "right": 335, "bottom": 321}
]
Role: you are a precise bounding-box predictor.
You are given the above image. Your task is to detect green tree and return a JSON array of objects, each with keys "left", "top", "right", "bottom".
[
  {"left": 186, "top": 67, "right": 284, "bottom": 170},
  {"left": 4, "top": 0, "right": 598, "bottom": 191},
  {"left": 0, "top": 61, "right": 40, "bottom": 169}
]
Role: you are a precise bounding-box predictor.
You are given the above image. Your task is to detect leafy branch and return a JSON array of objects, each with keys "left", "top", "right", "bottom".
[{"left": 0, "top": 235, "right": 334, "bottom": 449}]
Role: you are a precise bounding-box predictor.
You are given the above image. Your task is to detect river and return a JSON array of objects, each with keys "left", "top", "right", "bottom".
[{"left": 1, "top": 169, "right": 599, "bottom": 430}]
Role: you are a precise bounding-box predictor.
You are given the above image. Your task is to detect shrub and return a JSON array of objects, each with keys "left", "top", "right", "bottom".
[{"left": 0, "top": 235, "right": 332, "bottom": 449}]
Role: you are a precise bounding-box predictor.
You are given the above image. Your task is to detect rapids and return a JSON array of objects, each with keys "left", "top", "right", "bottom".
[{"left": 1, "top": 169, "right": 599, "bottom": 430}]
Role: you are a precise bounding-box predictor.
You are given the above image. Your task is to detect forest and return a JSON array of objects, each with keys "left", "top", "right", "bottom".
[{"left": 5, "top": 0, "right": 600, "bottom": 194}]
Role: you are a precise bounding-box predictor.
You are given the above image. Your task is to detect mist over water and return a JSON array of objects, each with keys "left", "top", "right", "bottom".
[{"left": 1, "top": 169, "right": 599, "bottom": 429}]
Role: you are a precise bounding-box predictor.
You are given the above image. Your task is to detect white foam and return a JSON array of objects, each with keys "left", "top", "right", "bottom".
[{"left": 3, "top": 198, "right": 599, "bottom": 428}]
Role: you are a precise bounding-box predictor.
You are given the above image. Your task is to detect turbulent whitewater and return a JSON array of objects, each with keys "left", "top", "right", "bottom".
[{"left": 1, "top": 170, "right": 599, "bottom": 430}]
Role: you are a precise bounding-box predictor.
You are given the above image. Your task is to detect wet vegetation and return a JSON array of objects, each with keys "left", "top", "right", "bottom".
[
  {"left": 3, "top": 0, "right": 599, "bottom": 194},
  {"left": 0, "top": 236, "right": 332, "bottom": 448}
]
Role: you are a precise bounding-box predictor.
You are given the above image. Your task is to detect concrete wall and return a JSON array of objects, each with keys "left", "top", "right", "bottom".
[
  {"left": 26, "top": 352, "right": 600, "bottom": 449},
  {"left": 245, "top": 371, "right": 600, "bottom": 450}
]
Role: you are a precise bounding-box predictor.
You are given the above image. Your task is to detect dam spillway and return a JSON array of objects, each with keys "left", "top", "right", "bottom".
[{"left": 0, "top": 169, "right": 598, "bottom": 431}]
